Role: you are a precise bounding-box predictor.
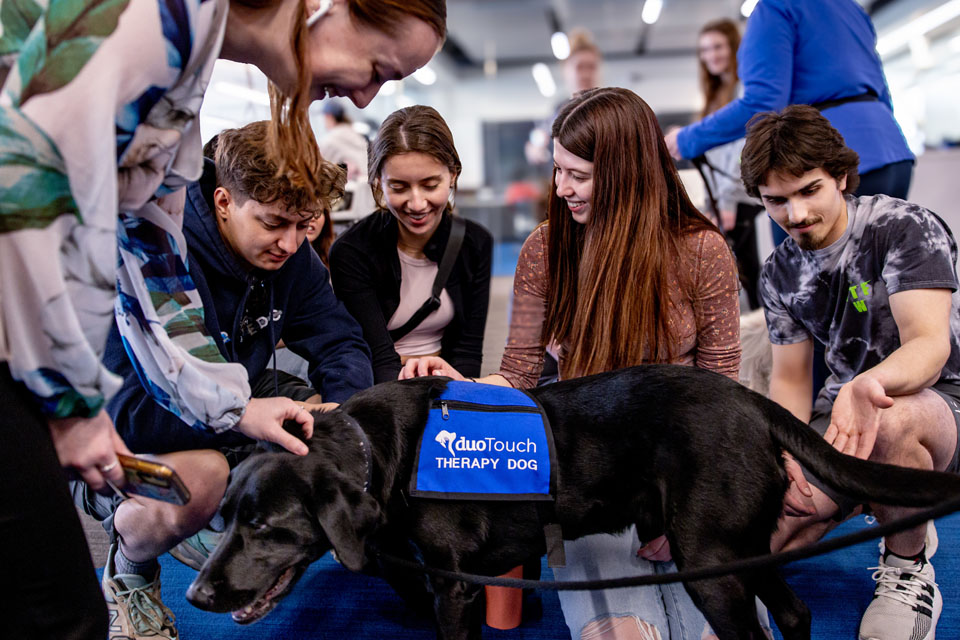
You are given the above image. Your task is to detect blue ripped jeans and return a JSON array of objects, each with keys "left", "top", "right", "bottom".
[
  {"left": 554, "top": 527, "right": 707, "bottom": 639},
  {"left": 555, "top": 527, "right": 773, "bottom": 638}
]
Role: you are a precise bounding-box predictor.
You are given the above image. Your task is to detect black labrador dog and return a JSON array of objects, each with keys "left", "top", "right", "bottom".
[{"left": 186, "top": 365, "right": 960, "bottom": 639}]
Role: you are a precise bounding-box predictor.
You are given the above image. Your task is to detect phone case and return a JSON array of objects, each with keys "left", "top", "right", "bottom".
[{"left": 117, "top": 455, "right": 192, "bottom": 505}]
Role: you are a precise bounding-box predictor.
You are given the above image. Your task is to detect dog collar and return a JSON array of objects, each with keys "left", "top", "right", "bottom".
[{"left": 338, "top": 411, "right": 372, "bottom": 493}]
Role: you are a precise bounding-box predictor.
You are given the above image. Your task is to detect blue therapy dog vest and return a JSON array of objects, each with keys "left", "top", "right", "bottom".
[{"left": 410, "top": 381, "right": 556, "bottom": 500}]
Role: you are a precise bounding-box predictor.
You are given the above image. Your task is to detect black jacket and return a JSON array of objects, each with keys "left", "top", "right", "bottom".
[{"left": 329, "top": 211, "right": 493, "bottom": 383}]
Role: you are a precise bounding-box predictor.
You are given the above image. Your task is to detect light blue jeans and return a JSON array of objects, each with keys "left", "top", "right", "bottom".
[
  {"left": 554, "top": 527, "right": 708, "bottom": 639},
  {"left": 554, "top": 528, "right": 773, "bottom": 639}
]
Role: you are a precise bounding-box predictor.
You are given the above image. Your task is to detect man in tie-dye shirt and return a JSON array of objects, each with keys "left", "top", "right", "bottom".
[{"left": 745, "top": 105, "right": 960, "bottom": 640}]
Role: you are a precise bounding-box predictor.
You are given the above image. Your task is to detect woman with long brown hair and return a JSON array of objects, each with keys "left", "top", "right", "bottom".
[
  {"left": 0, "top": 2, "right": 445, "bottom": 638},
  {"left": 402, "top": 87, "right": 741, "bottom": 640},
  {"left": 692, "top": 17, "right": 765, "bottom": 311}
]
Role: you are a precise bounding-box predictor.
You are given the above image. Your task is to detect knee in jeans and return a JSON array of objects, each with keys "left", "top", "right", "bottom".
[{"left": 581, "top": 615, "right": 663, "bottom": 640}]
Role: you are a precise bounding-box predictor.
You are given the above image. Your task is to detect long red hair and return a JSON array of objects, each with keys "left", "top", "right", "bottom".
[{"left": 545, "top": 88, "right": 715, "bottom": 379}]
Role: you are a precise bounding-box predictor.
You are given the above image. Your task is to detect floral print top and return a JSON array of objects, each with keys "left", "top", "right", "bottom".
[{"left": 0, "top": 0, "right": 251, "bottom": 430}]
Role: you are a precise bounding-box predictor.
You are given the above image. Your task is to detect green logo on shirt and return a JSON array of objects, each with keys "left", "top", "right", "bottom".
[{"left": 849, "top": 281, "right": 871, "bottom": 312}]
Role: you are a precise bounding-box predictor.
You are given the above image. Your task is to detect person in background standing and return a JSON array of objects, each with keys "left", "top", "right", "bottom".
[{"left": 691, "top": 17, "right": 764, "bottom": 309}]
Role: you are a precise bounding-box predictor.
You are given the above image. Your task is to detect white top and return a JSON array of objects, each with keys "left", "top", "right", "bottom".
[{"left": 387, "top": 249, "right": 454, "bottom": 356}]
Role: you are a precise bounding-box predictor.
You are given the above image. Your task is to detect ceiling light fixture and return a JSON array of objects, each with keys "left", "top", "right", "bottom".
[
  {"left": 532, "top": 62, "right": 557, "bottom": 98},
  {"left": 412, "top": 65, "right": 437, "bottom": 86},
  {"left": 551, "top": 31, "right": 571, "bottom": 60},
  {"left": 877, "top": 0, "right": 960, "bottom": 57},
  {"left": 484, "top": 41, "right": 498, "bottom": 77},
  {"left": 379, "top": 80, "right": 399, "bottom": 96},
  {"left": 642, "top": 0, "right": 663, "bottom": 25}
]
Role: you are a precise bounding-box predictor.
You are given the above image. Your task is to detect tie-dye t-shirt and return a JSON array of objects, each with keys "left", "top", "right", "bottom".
[{"left": 759, "top": 194, "right": 960, "bottom": 404}]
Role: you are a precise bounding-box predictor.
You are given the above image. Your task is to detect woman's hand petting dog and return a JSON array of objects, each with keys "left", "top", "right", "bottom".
[
  {"left": 398, "top": 356, "right": 466, "bottom": 380},
  {"left": 237, "top": 397, "right": 313, "bottom": 455},
  {"left": 637, "top": 534, "right": 672, "bottom": 562}
]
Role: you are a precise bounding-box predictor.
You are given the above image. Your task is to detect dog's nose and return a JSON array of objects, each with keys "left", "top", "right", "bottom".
[{"left": 186, "top": 579, "right": 217, "bottom": 609}]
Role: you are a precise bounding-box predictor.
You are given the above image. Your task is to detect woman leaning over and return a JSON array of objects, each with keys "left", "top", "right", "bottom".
[
  {"left": 330, "top": 105, "right": 493, "bottom": 384},
  {"left": 402, "top": 87, "right": 741, "bottom": 640},
  {"left": 0, "top": 1, "right": 445, "bottom": 638}
]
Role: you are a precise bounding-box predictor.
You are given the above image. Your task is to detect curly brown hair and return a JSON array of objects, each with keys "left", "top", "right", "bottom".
[
  {"left": 211, "top": 120, "right": 345, "bottom": 218},
  {"left": 741, "top": 104, "right": 860, "bottom": 199}
]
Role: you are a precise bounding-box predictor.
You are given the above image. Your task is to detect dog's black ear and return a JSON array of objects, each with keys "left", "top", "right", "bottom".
[{"left": 317, "top": 489, "right": 383, "bottom": 572}]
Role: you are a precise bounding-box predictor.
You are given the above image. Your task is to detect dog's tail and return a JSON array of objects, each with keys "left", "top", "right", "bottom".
[{"left": 765, "top": 400, "right": 960, "bottom": 507}]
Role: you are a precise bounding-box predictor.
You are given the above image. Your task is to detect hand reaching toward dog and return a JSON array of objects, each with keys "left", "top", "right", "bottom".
[
  {"left": 637, "top": 534, "right": 672, "bottom": 562},
  {"left": 399, "top": 356, "right": 466, "bottom": 380},
  {"left": 237, "top": 397, "right": 313, "bottom": 455},
  {"left": 825, "top": 375, "right": 892, "bottom": 459},
  {"left": 782, "top": 452, "right": 816, "bottom": 517}
]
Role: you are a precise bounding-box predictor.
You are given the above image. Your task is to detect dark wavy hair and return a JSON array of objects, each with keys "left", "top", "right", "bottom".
[{"left": 741, "top": 104, "right": 860, "bottom": 198}]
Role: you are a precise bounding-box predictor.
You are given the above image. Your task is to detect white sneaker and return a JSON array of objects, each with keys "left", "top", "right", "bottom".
[{"left": 859, "top": 552, "right": 941, "bottom": 640}]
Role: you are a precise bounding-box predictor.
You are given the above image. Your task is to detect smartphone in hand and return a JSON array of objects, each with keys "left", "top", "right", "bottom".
[{"left": 107, "top": 454, "right": 191, "bottom": 505}]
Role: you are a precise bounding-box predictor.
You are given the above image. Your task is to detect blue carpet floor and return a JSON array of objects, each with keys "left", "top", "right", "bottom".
[{"left": 124, "top": 512, "right": 960, "bottom": 639}]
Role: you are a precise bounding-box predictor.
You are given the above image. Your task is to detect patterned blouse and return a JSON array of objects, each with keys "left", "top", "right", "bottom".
[
  {"left": 499, "top": 224, "right": 741, "bottom": 389},
  {"left": 0, "top": 0, "right": 252, "bottom": 431}
]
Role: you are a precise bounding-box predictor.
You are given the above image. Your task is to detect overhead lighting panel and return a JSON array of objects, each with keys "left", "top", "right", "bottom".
[
  {"left": 532, "top": 63, "right": 557, "bottom": 98},
  {"left": 642, "top": 0, "right": 663, "bottom": 25},
  {"left": 876, "top": 0, "right": 960, "bottom": 57}
]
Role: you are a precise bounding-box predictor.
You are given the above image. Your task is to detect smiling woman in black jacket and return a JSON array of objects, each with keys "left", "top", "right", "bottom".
[{"left": 330, "top": 106, "right": 493, "bottom": 384}]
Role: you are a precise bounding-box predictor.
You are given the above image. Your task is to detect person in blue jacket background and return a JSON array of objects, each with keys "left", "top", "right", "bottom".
[
  {"left": 74, "top": 120, "right": 373, "bottom": 639},
  {"left": 665, "top": 0, "right": 914, "bottom": 202},
  {"left": 665, "top": 0, "right": 915, "bottom": 413}
]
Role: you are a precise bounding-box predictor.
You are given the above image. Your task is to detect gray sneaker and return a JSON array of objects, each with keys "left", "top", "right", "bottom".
[
  {"left": 169, "top": 527, "right": 222, "bottom": 571},
  {"left": 102, "top": 543, "right": 178, "bottom": 639},
  {"left": 859, "top": 552, "right": 941, "bottom": 640}
]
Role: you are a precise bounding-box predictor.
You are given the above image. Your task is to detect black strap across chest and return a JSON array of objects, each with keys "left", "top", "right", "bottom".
[{"left": 389, "top": 216, "right": 467, "bottom": 342}]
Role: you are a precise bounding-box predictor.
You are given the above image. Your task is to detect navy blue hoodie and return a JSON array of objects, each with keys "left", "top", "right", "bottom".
[{"left": 103, "top": 160, "right": 373, "bottom": 452}]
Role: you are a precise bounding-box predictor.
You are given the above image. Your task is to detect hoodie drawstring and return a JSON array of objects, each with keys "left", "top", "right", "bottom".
[{"left": 268, "top": 286, "right": 279, "bottom": 397}]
